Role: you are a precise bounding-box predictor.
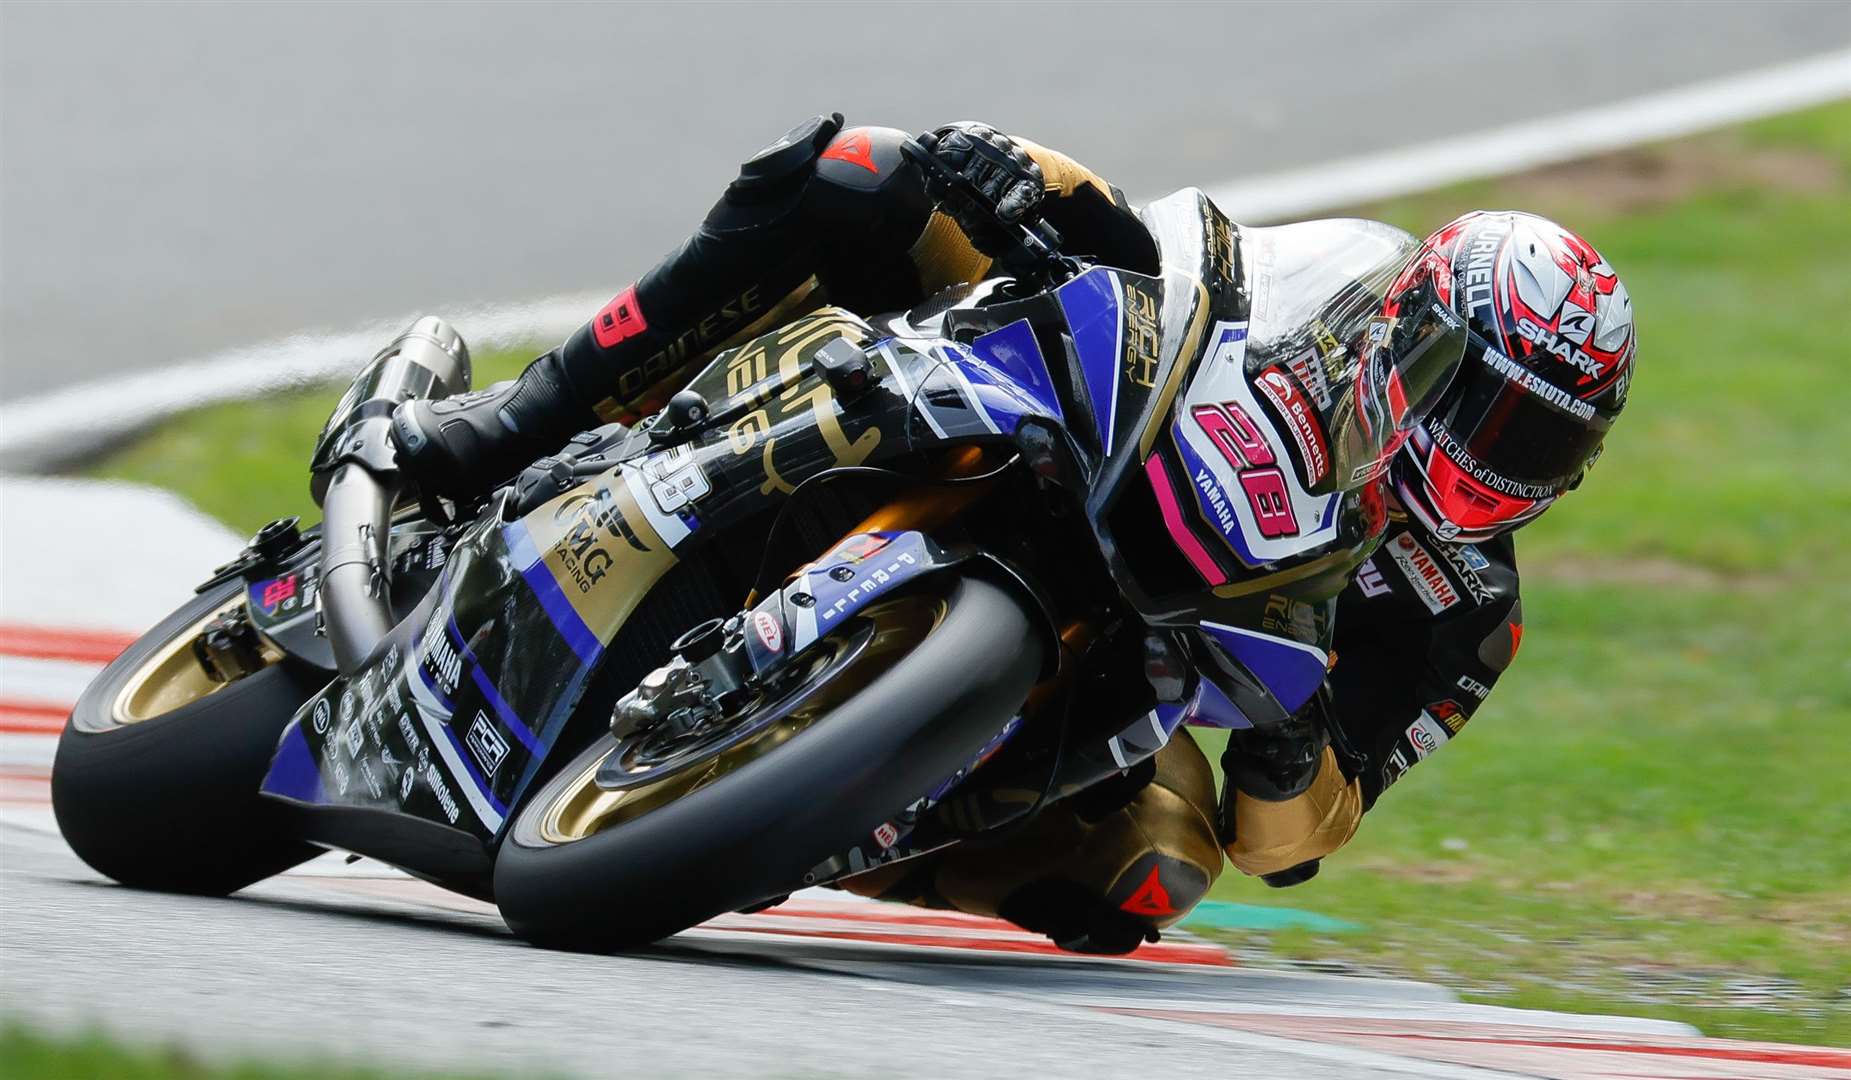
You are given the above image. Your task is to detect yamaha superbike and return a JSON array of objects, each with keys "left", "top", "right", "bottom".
[{"left": 52, "top": 144, "right": 1463, "bottom": 950}]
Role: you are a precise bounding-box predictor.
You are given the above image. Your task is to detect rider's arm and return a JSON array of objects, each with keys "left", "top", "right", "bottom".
[
  {"left": 553, "top": 116, "right": 1157, "bottom": 424},
  {"left": 1326, "top": 527, "right": 1524, "bottom": 808}
]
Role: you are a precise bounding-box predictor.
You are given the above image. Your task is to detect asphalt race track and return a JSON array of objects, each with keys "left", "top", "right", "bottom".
[
  {"left": 5, "top": 1, "right": 1850, "bottom": 398},
  {"left": 5, "top": 3, "right": 1851, "bottom": 1076}
]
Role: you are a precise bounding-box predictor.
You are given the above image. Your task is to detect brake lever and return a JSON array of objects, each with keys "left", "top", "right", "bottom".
[{"left": 901, "top": 136, "right": 1079, "bottom": 287}]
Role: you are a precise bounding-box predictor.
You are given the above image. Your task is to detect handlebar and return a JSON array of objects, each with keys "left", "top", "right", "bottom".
[{"left": 900, "top": 134, "right": 1081, "bottom": 289}]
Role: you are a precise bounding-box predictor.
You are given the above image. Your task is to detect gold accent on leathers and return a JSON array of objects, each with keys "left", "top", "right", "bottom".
[
  {"left": 1222, "top": 747, "right": 1364, "bottom": 876},
  {"left": 1016, "top": 138, "right": 1119, "bottom": 204},
  {"left": 840, "top": 730, "right": 1223, "bottom": 929}
]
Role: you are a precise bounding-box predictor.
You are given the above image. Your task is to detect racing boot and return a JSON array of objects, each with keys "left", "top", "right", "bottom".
[
  {"left": 1219, "top": 700, "right": 1363, "bottom": 882},
  {"left": 390, "top": 348, "right": 599, "bottom": 502}
]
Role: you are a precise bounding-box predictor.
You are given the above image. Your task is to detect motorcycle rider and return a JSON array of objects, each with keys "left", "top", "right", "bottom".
[{"left": 392, "top": 116, "right": 1635, "bottom": 949}]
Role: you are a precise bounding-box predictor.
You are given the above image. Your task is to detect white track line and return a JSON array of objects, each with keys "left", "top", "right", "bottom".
[
  {"left": 2, "top": 47, "right": 1846, "bottom": 470},
  {"left": 1205, "top": 45, "right": 1851, "bottom": 223}
]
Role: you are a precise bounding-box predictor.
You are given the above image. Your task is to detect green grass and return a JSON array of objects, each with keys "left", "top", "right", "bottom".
[
  {"left": 83, "top": 349, "right": 534, "bottom": 536},
  {"left": 0, "top": 1023, "right": 486, "bottom": 1080},
  {"left": 1195, "top": 101, "right": 1851, "bottom": 1046},
  {"left": 81, "top": 102, "right": 1851, "bottom": 1045}
]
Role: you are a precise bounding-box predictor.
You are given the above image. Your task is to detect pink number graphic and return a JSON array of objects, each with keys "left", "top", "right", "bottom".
[{"left": 1192, "top": 402, "right": 1301, "bottom": 538}]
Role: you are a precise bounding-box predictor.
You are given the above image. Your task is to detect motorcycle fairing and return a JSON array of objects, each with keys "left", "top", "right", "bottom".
[{"left": 260, "top": 305, "right": 1067, "bottom": 852}]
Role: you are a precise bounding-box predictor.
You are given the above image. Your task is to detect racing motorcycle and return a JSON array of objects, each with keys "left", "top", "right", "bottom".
[{"left": 52, "top": 141, "right": 1467, "bottom": 950}]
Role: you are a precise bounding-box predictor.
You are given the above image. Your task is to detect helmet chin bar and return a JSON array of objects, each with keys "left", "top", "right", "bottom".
[{"left": 1391, "top": 445, "right": 1550, "bottom": 544}]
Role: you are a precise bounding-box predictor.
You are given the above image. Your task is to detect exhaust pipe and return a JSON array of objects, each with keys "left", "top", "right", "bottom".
[{"left": 312, "top": 317, "right": 470, "bottom": 673}]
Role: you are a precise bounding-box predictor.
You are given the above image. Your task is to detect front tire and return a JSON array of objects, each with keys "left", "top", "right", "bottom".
[
  {"left": 52, "top": 582, "right": 326, "bottom": 895},
  {"left": 494, "top": 575, "right": 1044, "bottom": 951}
]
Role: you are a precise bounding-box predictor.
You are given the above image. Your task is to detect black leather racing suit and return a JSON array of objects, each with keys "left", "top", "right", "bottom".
[
  {"left": 1329, "top": 515, "right": 1524, "bottom": 811},
  {"left": 412, "top": 115, "right": 1529, "bottom": 907}
]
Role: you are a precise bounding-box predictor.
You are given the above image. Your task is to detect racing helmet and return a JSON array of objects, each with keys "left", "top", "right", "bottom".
[{"left": 1391, "top": 211, "right": 1636, "bottom": 541}]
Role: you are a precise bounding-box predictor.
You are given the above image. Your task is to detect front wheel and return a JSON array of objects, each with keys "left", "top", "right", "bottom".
[{"left": 494, "top": 575, "right": 1045, "bottom": 951}]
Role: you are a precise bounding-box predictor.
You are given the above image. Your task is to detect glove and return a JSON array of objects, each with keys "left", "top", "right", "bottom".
[{"left": 923, "top": 122, "right": 1045, "bottom": 257}]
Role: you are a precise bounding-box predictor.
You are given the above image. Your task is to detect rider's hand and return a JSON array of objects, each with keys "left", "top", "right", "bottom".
[{"left": 925, "top": 122, "right": 1045, "bottom": 256}]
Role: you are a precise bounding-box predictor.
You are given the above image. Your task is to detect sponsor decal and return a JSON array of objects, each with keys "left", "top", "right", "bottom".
[
  {"left": 1515, "top": 316, "right": 1608, "bottom": 383},
  {"left": 1456, "top": 675, "right": 1491, "bottom": 700},
  {"left": 819, "top": 128, "right": 879, "bottom": 174},
  {"left": 1191, "top": 401, "right": 1300, "bottom": 539},
  {"left": 1384, "top": 532, "right": 1459, "bottom": 613},
  {"left": 358, "top": 761, "right": 384, "bottom": 799},
  {"left": 331, "top": 760, "right": 350, "bottom": 795},
  {"left": 1426, "top": 699, "right": 1469, "bottom": 734},
  {"left": 1354, "top": 558, "right": 1393, "bottom": 599},
  {"left": 645, "top": 443, "right": 711, "bottom": 515},
  {"left": 399, "top": 766, "right": 416, "bottom": 800},
  {"left": 344, "top": 718, "right": 365, "bottom": 758},
  {"left": 1255, "top": 367, "right": 1330, "bottom": 486},
  {"left": 1406, "top": 713, "right": 1450, "bottom": 760},
  {"left": 750, "top": 610, "right": 783, "bottom": 654},
  {"left": 465, "top": 711, "right": 511, "bottom": 779},
  {"left": 1429, "top": 424, "right": 1557, "bottom": 501},
  {"left": 1382, "top": 747, "right": 1412, "bottom": 789},
  {"left": 310, "top": 697, "right": 332, "bottom": 735},
  {"left": 1456, "top": 544, "right": 1491, "bottom": 572},
  {"left": 1480, "top": 346, "right": 1597, "bottom": 421},
  {"left": 259, "top": 574, "right": 299, "bottom": 614},
  {"left": 1122, "top": 283, "right": 1162, "bottom": 389},
  {"left": 1261, "top": 594, "right": 1315, "bottom": 639},
  {"left": 872, "top": 822, "right": 900, "bottom": 849},
  {"left": 421, "top": 616, "right": 463, "bottom": 698},
  {"left": 1434, "top": 540, "right": 1496, "bottom": 604},
  {"left": 424, "top": 761, "right": 460, "bottom": 824},
  {"left": 1284, "top": 347, "right": 1332, "bottom": 409},
  {"left": 1461, "top": 218, "right": 1512, "bottom": 320},
  {"left": 819, "top": 549, "right": 919, "bottom": 623},
  {"left": 591, "top": 284, "right": 648, "bottom": 350}
]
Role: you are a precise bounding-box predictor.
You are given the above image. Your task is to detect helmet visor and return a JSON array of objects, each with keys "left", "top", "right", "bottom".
[
  {"left": 1330, "top": 284, "right": 1468, "bottom": 490},
  {"left": 1427, "top": 335, "right": 1612, "bottom": 494}
]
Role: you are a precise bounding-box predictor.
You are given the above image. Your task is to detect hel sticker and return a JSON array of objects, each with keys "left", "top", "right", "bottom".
[
  {"left": 1384, "top": 532, "right": 1459, "bottom": 613},
  {"left": 466, "top": 711, "right": 511, "bottom": 778},
  {"left": 751, "top": 610, "right": 783, "bottom": 654},
  {"left": 872, "top": 822, "right": 900, "bottom": 849}
]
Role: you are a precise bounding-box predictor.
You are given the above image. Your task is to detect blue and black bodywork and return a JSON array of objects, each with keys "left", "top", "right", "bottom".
[{"left": 254, "top": 187, "right": 1404, "bottom": 897}]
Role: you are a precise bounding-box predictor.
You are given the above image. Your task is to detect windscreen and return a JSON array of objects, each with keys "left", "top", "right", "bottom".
[{"left": 1242, "top": 220, "right": 1467, "bottom": 493}]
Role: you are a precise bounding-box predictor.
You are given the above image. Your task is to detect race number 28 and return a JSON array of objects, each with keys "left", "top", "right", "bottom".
[{"left": 1191, "top": 402, "right": 1300, "bottom": 538}]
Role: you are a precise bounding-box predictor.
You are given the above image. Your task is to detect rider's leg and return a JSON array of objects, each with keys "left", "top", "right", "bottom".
[
  {"left": 390, "top": 116, "right": 934, "bottom": 499},
  {"left": 839, "top": 730, "right": 1224, "bottom": 954}
]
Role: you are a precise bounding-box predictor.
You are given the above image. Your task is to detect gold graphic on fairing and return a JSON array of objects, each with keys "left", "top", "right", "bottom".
[{"left": 521, "top": 477, "right": 678, "bottom": 643}]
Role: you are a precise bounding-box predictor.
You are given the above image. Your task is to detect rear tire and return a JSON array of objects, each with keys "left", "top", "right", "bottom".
[
  {"left": 52, "top": 582, "right": 326, "bottom": 895},
  {"left": 494, "top": 575, "right": 1043, "bottom": 951}
]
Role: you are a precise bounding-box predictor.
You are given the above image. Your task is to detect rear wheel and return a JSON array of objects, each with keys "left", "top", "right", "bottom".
[
  {"left": 494, "top": 575, "right": 1043, "bottom": 951},
  {"left": 52, "top": 581, "right": 326, "bottom": 894}
]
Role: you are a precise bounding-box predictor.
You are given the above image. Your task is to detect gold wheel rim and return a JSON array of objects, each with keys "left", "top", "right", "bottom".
[
  {"left": 536, "top": 592, "right": 947, "bottom": 845},
  {"left": 110, "top": 597, "right": 282, "bottom": 726}
]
